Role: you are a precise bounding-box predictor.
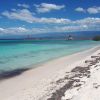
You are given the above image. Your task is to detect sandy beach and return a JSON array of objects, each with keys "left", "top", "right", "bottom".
[{"left": 0, "top": 46, "right": 100, "bottom": 100}]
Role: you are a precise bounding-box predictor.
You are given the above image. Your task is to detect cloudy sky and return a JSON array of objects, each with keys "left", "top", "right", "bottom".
[{"left": 0, "top": 0, "right": 100, "bottom": 37}]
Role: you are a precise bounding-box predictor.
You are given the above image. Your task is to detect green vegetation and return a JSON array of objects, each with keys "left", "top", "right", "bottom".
[{"left": 93, "top": 36, "right": 100, "bottom": 41}]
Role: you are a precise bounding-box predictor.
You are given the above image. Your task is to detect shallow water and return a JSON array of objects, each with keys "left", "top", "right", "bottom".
[{"left": 0, "top": 40, "right": 100, "bottom": 73}]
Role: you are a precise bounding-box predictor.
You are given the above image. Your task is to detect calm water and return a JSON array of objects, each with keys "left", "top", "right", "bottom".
[{"left": 0, "top": 40, "right": 100, "bottom": 73}]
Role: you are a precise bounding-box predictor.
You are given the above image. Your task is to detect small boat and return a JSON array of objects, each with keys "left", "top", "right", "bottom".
[
  {"left": 65, "top": 34, "right": 73, "bottom": 40},
  {"left": 67, "top": 35, "right": 73, "bottom": 40}
]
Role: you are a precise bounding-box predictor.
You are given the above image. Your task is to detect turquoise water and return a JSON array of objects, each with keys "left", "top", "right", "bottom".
[{"left": 0, "top": 40, "right": 100, "bottom": 73}]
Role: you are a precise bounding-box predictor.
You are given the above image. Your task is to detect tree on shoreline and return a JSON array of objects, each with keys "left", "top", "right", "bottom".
[{"left": 93, "top": 36, "right": 100, "bottom": 41}]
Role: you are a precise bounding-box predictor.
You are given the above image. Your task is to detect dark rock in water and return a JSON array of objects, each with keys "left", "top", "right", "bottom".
[{"left": 0, "top": 68, "right": 30, "bottom": 80}]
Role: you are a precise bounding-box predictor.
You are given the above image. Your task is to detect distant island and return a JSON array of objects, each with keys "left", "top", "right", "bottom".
[{"left": 0, "top": 31, "right": 100, "bottom": 41}]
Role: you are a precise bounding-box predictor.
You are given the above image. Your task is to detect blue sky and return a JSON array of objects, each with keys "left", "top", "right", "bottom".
[{"left": 0, "top": 0, "right": 100, "bottom": 37}]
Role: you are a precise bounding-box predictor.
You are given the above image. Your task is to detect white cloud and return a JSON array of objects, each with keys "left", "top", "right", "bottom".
[
  {"left": 74, "top": 17, "right": 100, "bottom": 25},
  {"left": 2, "top": 9, "right": 71, "bottom": 24},
  {"left": 37, "top": 17, "right": 71, "bottom": 24},
  {"left": 0, "top": 17, "right": 100, "bottom": 35},
  {"left": 87, "top": 7, "right": 100, "bottom": 14},
  {"left": 1, "top": 7, "right": 100, "bottom": 34},
  {"left": 34, "top": 3, "right": 65, "bottom": 13},
  {"left": 1, "top": 9, "right": 100, "bottom": 26},
  {"left": 75, "top": 7, "right": 85, "bottom": 12},
  {"left": 75, "top": 6, "right": 100, "bottom": 14},
  {"left": 0, "top": 27, "right": 29, "bottom": 34},
  {"left": 17, "top": 4, "right": 30, "bottom": 8},
  {"left": 2, "top": 9, "right": 36, "bottom": 23},
  {"left": 53, "top": 25, "right": 88, "bottom": 32}
]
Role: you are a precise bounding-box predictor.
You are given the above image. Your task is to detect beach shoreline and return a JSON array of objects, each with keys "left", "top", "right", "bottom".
[
  {"left": 0, "top": 46, "right": 99, "bottom": 81},
  {"left": 0, "top": 46, "right": 100, "bottom": 100}
]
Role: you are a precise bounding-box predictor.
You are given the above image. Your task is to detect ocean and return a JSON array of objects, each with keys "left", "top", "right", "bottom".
[{"left": 0, "top": 40, "right": 100, "bottom": 74}]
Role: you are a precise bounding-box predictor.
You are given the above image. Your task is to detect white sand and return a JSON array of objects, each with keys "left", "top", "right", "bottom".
[
  {"left": 62, "top": 48, "right": 100, "bottom": 100},
  {"left": 68, "top": 62, "right": 100, "bottom": 100},
  {"left": 0, "top": 46, "right": 100, "bottom": 100}
]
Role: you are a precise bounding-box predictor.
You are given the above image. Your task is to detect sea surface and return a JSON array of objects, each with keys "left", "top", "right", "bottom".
[{"left": 0, "top": 40, "right": 100, "bottom": 74}]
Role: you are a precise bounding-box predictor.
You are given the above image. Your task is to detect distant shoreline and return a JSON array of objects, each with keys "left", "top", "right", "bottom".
[{"left": 0, "top": 38, "right": 69, "bottom": 40}]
